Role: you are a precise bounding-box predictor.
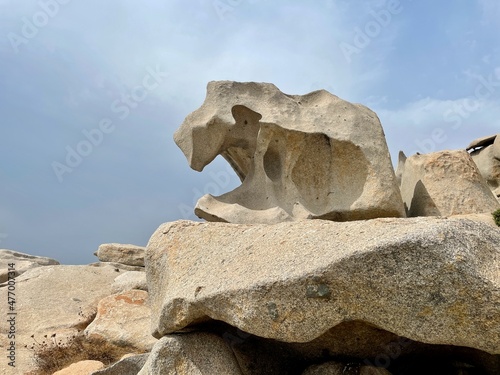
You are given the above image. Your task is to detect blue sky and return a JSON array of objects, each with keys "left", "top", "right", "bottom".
[{"left": 0, "top": 0, "right": 499, "bottom": 264}]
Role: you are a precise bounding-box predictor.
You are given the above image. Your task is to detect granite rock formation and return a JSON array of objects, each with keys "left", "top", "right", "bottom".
[
  {"left": 397, "top": 150, "right": 499, "bottom": 216},
  {"left": 467, "top": 134, "right": 500, "bottom": 201},
  {"left": 174, "top": 81, "right": 405, "bottom": 224}
]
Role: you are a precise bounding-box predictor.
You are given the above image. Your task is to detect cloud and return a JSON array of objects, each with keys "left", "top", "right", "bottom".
[
  {"left": 377, "top": 96, "right": 500, "bottom": 160},
  {"left": 478, "top": 0, "right": 500, "bottom": 24}
]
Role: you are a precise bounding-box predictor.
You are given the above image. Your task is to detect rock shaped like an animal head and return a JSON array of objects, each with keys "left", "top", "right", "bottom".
[{"left": 174, "top": 81, "right": 405, "bottom": 224}]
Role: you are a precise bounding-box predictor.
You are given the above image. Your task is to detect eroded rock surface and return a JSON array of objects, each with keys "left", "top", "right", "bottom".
[
  {"left": 145, "top": 218, "right": 500, "bottom": 355},
  {"left": 84, "top": 290, "right": 157, "bottom": 351},
  {"left": 467, "top": 134, "right": 500, "bottom": 200},
  {"left": 397, "top": 150, "right": 499, "bottom": 216},
  {"left": 0, "top": 249, "right": 59, "bottom": 283},
  {"left": 174, "top": 81, "right": 405, "bottom": 223},
  {"left": 0, "top": 265, "right": 120, "bottom": 375},
  {"left": 95, "top": 243, "right": 146, "bottom": 267}
]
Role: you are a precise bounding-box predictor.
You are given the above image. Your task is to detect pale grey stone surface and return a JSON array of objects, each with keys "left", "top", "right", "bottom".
[
  {"left": 0, "top": 265, "right": 119, "bottom": 375},
  {"left": 467, "top": 134, "right": 500, "bottom": 201},
  {"left": 174, "top": 81, "right": 405, "bottom": 224},
  {"left": 137, "top": 333, "right": 243, "bottom": 375},
  {"left": 398, "top": 150, "right": 499, "bottom": 216},
  {"left": 145, "top": 218, "right": 500, "bottom": 355},
  {"left": 95, "top": 243, "right": 146, "bottom": 267},
  {"left": 112, "top": 271, "right": 147, "bottom": 293},
  {"left": 91, "top": 353, "right": 149, "bottom": 375},
  {"left": 0, "top": 249, "right": 59, "bottom": 283},
  {"left": 53, "top": 360, "right": 105, "bottom": 375},
  {"left": 84, "top": 290, "right": 157, "bottom": 351}
]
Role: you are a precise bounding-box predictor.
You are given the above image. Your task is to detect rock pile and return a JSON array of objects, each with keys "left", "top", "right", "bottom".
[
  {"left": 137, "top": 82, "right": 500, "bottom": 374},
  {"left": 1, "top": 82, "right": 499, "bottom": 375},
  {"left": 0, "top": 243, "right": 150, "bottom": 375}
]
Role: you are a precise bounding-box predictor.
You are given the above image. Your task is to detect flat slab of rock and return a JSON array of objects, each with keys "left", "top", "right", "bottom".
[
  {"left": 85, "top": 290, "right": 157, "bottom": 351},
  {"left": 146, "top": 219, "right": 500, "bottom": 355},
  {"left": 0, "top": 249, "right": 59, "bottom": 283},
  {"left": 398, "top": 150, "right": 499, "bottom": 216},
  {"left": 96, "top": 244, "right": 146, "bottom": 267},
  {"left": 174, "top": 81, "right": 405, "bottom": 223}
]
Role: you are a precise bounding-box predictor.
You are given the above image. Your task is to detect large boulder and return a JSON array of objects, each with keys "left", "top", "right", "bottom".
[
  {"left": 174, "top": 81, "right": 405, "bottom": 224},
  {"left": 0, "top": 249, "right": 59, "bottom": 283},
  {"left": 397, "top": 150, "right": 499, "bottom": 216},
  {"left": 145, "top": 218, "right": 500, "bottom": 356},
  {"left": 467, "top": 134, "right": 500, "bottom": 200},
  {"left": 0, "top": 265, "right": 121, "bottom": 375}
]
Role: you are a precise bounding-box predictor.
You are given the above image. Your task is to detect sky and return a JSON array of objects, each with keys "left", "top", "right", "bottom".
[{"left": 0, "top": 0, "right": 499, "bottom": 264}]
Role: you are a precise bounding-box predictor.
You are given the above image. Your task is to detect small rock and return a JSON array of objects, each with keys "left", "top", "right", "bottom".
[
  {"left": 53, "top": 360, "right": 104, "bottom": 375},
  {"left": 95, "top": 244, "right": 146, "bottom": 267}
]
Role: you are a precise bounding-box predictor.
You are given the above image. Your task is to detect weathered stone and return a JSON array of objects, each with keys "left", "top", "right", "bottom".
[
  {"left": 137, "top": 333, "right": 243, "bottom": 375},
  {"left": 111, "top": 271, "right": 147, "bottom": 293},
  {"left": 95, "top": 243, "right": 146, "bottom": 267},
  {"left": 174, "top": 81, "right": 405, "bottom": 224},
  {"left": 53, "top": 360, "right": 104, "bottom": 375},
  {"left": 0, "top": 249, "right": 59, "bottom": 283},
  {"left": 467, "top": 134, "right": 500, "bottom": 200},
  {"left": 449, "top": 213, "right": 498, "bottom": 228},
  {"left": 146, "top": 218, "right": 500, "bottom": 355},
  {"left": 85, "top": 290, "right": 157, "bottom": 351},
  {"left": 0, "top": 265, "right": 120, "bottom": 375},
  {"left": 91, "top": 353, "right": 149, "bottom": 375},
  {"left": 398, "top": 150, "right": 499, "bottom": 216}
]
